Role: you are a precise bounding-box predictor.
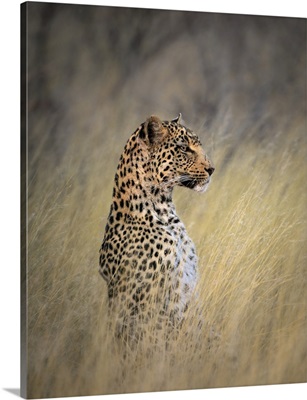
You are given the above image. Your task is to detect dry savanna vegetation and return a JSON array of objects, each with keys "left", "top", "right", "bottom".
[{"left": 23, "top": 3, "right": 306, "bottom": 398}]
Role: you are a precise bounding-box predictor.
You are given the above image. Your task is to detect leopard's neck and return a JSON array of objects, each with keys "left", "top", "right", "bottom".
[{"left": 111, "top": 134, "right": 178, "bottom": 225}]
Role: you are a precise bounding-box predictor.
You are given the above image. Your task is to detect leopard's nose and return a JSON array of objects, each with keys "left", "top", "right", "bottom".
[{"left": 205, "top": 166, "right": 215, "bottom": 176}]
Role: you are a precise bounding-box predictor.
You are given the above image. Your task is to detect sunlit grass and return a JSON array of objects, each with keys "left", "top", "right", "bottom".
[{"left": 25, "top": 112, "right": 307, "bottom": 397}]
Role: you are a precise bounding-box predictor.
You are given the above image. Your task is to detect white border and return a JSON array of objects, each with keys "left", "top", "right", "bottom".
[{"left": 1, "top": 1, "right": 306, "bottom": 400}]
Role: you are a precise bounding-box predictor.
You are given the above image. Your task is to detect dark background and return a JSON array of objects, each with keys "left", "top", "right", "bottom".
[{"left": 26, "top": 2, "right": 305, "bottom": 172}]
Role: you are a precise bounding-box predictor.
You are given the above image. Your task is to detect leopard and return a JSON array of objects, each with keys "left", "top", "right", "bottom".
[{"left": 99, "top": 114, "right": 214, "bottom": 347}]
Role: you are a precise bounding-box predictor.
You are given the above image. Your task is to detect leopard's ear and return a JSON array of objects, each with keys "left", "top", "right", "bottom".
[
  {"left": 141, "top": 115, "right": 168, "bottom": 146},
  {"left": 171, "top": 113, "right": 182, "bottom": 124}
]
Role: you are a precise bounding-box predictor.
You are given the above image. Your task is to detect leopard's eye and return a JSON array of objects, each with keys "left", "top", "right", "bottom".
[{"left": 178, "top": 144, "right": 193, "bottom": 154}]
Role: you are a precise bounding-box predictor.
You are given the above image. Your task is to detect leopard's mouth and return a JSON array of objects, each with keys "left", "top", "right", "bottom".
[{"left": 179, "top": 174, "right": 210, "bottom": 192}]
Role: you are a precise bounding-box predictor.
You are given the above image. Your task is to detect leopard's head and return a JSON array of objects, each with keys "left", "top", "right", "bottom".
[{"left": 138, "top": 114, "right": 214, "bottom": 193}]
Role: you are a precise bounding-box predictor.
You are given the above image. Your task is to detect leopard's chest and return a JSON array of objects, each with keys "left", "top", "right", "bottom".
[
  {"left": 100, "top": 213, "right": 198, "bottom": 314},
  {"left": 165, "top": 221, "right": 198, "bottom": 294}
]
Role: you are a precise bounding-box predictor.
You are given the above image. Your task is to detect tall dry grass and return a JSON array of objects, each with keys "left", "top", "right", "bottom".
[
  {"left": 26, "top": 113, "right": 306, "bottom": 398},
  {"left": 23, "top": 4, "right": 306, "bottom": 398}
]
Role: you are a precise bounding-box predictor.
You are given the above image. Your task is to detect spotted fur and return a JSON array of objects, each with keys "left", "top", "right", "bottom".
[{"left": 99, "top": 115, "right": 214, "bottom": 344}]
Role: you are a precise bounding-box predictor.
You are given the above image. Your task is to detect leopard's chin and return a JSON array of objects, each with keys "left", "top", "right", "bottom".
[{"left": 193, "top": 179, "right": 211, "bottom": 193}]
